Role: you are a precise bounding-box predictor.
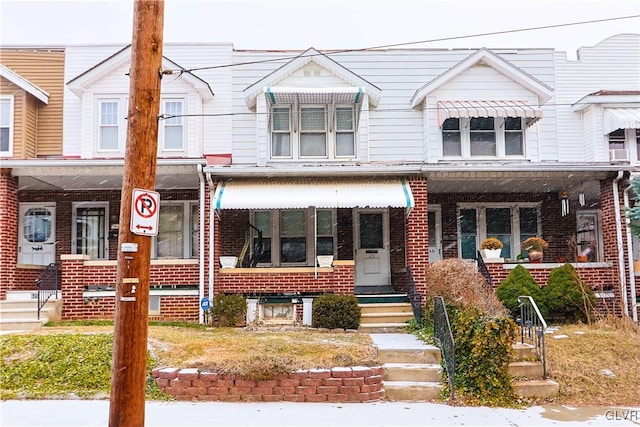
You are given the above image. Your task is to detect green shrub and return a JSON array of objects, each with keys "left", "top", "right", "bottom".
[
  {"left": 496, "top": 265, "right": 547, "bottom": 318},
  {"left": 312, "top": 294, "right": 361, "bottom": 330},
  {"left": 208, "top": 294, "right": 247, "bottom": 327},
  {"left": 450, "top": 307, "right": 518, "bottom": 406},
  {"left": 543, "top": 263, "right": 596, "bottom": 323}
]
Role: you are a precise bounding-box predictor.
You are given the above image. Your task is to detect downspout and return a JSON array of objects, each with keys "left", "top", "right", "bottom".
[
  {"left": 206, "top": 172, "right": 215, "bottom": 302},
  {"left": 197, "top": 164, "right": 205, "bottom": 324},
  {"left": 624, "top": 184, "right": 638, "bottom": 322},
  {"left": 613, "top": 171, "right": 629, "bottom": 318}
]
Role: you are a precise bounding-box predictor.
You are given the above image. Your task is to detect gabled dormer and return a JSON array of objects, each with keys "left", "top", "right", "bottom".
[
  {"left": 65, "top": 45, "right": 214, "bottom": 159},
  {"left": 411, "top": 48, "right": 553, "bottom": 162},
  {"left": 243, "top": 48, "right": 381, "bottom": 166}
]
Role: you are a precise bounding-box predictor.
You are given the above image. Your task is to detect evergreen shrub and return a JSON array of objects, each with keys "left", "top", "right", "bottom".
[
  {"left": 208, "top": 294, "right": 247, "bottom": 327},
  {"left": 496, "top": 265, "right": 547, "bottom": 318},
  {"left": 543, "top": 263, "right": 596, "bottom": 323},
  {"left": 312, "top": 294, "right": 361, "bottom": 330}
]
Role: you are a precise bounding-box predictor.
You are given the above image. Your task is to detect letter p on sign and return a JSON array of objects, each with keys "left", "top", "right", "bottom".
[{"left": 131, "top": 188, "right": 160, "bottom": 236}]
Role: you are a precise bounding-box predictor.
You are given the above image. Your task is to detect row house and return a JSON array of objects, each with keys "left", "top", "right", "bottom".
[{"left": 1, "top": 34, "right": 638, "bottom": 325}]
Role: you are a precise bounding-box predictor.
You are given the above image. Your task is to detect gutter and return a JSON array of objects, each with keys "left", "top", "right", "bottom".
[
  {"left": 197, "top": 164, "right": 206, "bottom": 324},
  {"left": 613, "top": 171, "right": 629, "bottom": 317},
  {"left": 206, "top": 172, "right": 216, "bottom": 302},
  {"left": 623, "top": 183, "right": 639, "bottom": 323}
]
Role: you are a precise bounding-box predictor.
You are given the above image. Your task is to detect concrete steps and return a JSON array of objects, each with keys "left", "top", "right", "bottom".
[
  {"left": 370, "top": 333, "right": 443, "bottom": 402},
  {"left": 0, "top": 292, "right": 61, "bottom": 333},
  {"left": 510, "top": 343, "right": 559, "bottom": 399},
  {"left": 358, "top": 302, "right": 414, "bottom": 333}
]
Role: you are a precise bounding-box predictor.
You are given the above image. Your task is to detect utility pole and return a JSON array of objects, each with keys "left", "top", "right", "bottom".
[{"left": 109, "top": 1, "right": 164, "bottom": 426}]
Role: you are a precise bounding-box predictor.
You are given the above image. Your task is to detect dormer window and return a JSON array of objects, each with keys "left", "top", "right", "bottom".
[
  {"left": 442, "top": 117, "right": 524, "bottom": 158},
  {"left": 98, "top": 99, "right": 121, "bottom": 151},
  {"left": 160, "top": 98, "right": 184, "bottom": 152},
  {"left": 0, "top": 96, "right": 14, "bottom": 155}
]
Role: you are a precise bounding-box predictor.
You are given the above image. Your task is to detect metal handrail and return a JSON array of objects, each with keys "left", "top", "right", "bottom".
[
  {"left": 36, "top": 263, "right": 60, "bottom": 320},
  {"left": 476, "top": 250, "right": 493, "bottom": 290},
  {"left": 406, "top": 267, "right": 422, "bottom": 325},
  {"left": 517, "top": 295, "right": 547, "bottom": 379},
  {"left": 433, "top": 296, "right": 455, "bottom": 399}
]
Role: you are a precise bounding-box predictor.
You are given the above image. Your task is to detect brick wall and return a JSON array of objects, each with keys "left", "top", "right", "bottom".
[
  {"left": 0, "top": 170, "right": 18, "bottom": 300},
  {"left": 406, "top": 177, "right": 428, "bottom": 297},
  {"left": 152, "top": 366, "right": 384, "bottom": 402}
]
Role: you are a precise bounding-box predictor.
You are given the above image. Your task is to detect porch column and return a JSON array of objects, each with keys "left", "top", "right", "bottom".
[
  {"left": 0, "top": 169, "right": 18, "bottom": 300},
  {"left": 302, "top": 297, "right": 314, "bottom": 326},
  {"left": 406, "top": 177, "right": 428, "bottom": 299}
]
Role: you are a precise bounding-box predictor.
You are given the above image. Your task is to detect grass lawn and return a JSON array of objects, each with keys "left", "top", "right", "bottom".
[{"left": 1, "top": 317, "right": 638, "bottom": 406}]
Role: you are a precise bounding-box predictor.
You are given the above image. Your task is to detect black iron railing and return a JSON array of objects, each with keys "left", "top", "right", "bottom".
[
  {"left": 517, "top": 295, "right": 547, "bottom": 379},
  {"left": 36, "top": 263, "right": 60, "bottom": 320},
  {"left": 406, "top": 267, "right": 422, "bottom": 325},
  {"left": 476, "top": 250, "right": 492, "bottom": 291},
  {"left": 433, "top": 296, "right": 455, "bottom": 399}
]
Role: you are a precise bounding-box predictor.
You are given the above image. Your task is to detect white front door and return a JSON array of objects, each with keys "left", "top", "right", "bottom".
[
  {"left": 428, "top": 206, "right": 442, "bottom": 262},
  {"left": 354, "top": 209, "right": 390, "bottom": 287},
  {"left": 18, "top": 203, "right": 56, "bottom": 266}
]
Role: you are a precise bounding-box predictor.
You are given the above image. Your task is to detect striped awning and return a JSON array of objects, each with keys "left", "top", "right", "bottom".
[
  {"left": 265, "top": 87, "right": 364, "bottom": 105},
  {"left": 213, "top": 179, "right": 414, "bottom": 209},
  {"left": 604, "top": 108, "right": 640, "bottom": 134},
  {"left": 437, "top": 100, "right": 542, "bottom": 127}
]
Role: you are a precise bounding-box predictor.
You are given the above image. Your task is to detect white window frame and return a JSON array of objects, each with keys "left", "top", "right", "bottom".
[
  {"left": 95, "top": 95, "right": 127, "bottom": 155},
  {"left": 608, "top": 128, "right": 640, "bottom": 163},
  {"left": 250, "top": 208, "right": 337, "bottom": 266},
  {"left": 159, "top": 97, "right": 186, "bottom": 153},
  {"left": 270, "top": 104, "right": 356, "bottom": 161},
  {"left": 71, "top": 202, "right": 109, "bottom": 260},
  {"left": 0, "top": 95, "right": 15, "bottom": 156},
  {"left": 457, "top": 202, "right": 541, "bottom": 259},
  {"left": 152, "top": 201, "right": 199, "bottom": 259},
  {"left": 442, "top": 117, "right": 526, "bottom": 159}
]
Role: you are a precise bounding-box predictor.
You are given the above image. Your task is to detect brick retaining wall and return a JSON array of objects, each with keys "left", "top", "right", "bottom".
[{"left": 152, "top": 366, "right": 385, "bottom": 402}]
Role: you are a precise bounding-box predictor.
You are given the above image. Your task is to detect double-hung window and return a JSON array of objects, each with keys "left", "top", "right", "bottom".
[
  {"left": 0, "top": 96, "right": 14, "bottom": 155},
  {"left": 608, "top": 128, "right": 640, "bottom": 162},
  {"left": 98, "top": 99, "right": 121, "bottom": 151},
  {"left": 271, "top": 105, "right": 356, "bottom": 160},
  {"left": 250, "top": 209, "right": 336, "bottom": 266},
  {"left": 160, "top": 98, "right": 185, "bottom": 152},
  {"left": 154, "top": 201, "right": 199, "bottom": 259},
  {"left": 458, "top": 203, "right": 540, "bottom": 259},
  {"left": 442, "top": 117, "right": 524, "bottom": 158}
]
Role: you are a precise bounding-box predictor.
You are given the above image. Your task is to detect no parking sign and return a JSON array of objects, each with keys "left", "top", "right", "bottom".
[{"left": 130, "top": 188, "right": 160, "bottom": 236}]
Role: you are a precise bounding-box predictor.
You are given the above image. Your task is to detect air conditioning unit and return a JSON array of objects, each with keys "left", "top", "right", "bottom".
[{"left": 609, "top": 149, "right": 629, "bottom": 162}]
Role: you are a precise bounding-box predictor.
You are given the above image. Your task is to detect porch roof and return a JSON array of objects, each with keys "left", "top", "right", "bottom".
[{"left": 213, "top": 178, "right": 414, "bottom": 209}]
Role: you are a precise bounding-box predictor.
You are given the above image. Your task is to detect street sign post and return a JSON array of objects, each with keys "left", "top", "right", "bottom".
[{"left": 130, "top": 188, "right": 160, "bottom": 236}]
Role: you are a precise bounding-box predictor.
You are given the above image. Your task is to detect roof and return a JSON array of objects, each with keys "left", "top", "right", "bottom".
[{"left": 0, "top": 64, "right": 49, "bottom": 104}]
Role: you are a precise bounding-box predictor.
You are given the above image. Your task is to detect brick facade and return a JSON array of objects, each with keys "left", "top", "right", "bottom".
[
  {"left": 152, "top": 366, "right": 384, "bottom": 402},
  {"left": 0, "top": 170, "right": 18, "bottom": 300}
]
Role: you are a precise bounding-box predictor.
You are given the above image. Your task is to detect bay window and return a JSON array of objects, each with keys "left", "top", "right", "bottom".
[{"left": 442, "top": 117, "right": 524, "bottom": 158}]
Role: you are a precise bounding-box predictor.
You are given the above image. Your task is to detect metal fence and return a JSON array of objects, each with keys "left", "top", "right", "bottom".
[
  {"left": 433, "top": 296, "right": 455, "bottom": 399},
  {"left": 517, "top": 295, "right": 548, "bottom": 379},
  {"left": 36, "top": 263, "right": 60, "bottom": 320},
  {"left": 406, "top": 267, "right": 423, "bottom": 325},
  {"left": 475, "top": 250, "right": 493, "bottom": 291}
]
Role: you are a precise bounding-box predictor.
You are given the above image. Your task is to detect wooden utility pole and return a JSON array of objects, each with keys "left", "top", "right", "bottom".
[{"left": 109, "top": 1, "right": 164, "bottom": 426}]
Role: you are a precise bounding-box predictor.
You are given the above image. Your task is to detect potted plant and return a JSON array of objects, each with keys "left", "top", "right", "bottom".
[
  {"left": 480, "top": 237, "right": 503, "bottom": 259},
  {"left": 520, "top": 237, "right": 548, "bottom": 263}
]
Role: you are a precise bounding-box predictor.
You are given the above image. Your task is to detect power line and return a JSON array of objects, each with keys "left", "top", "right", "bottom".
[{"left": 172, "top": 14, "right": 640, "bottom": 74}]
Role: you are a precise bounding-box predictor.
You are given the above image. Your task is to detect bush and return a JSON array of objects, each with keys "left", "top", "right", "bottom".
[
  {"left": 312, "top": 294, "right": 361, "bottom": 330},
  {"left": 450, "top": 307, "right": 518, "bottom": 406},
  {"left": 208, "top": 294, "right": 247, "bottom": 327},
  {"left": 425, "top": 258, "right": 508, "bottom": 317},
  {"left": 543, "top": 263, "right": 596, "bottom": 323},
  {"left": 496, "top": 265, "right": 547, "bottom": 318}
]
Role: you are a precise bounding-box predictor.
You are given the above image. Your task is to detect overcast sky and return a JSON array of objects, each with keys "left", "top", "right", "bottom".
[{"left": 1, "top": 0, "right": 639, "bottom": 58}]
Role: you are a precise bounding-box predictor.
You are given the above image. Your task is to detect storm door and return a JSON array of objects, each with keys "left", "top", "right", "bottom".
[
  {"left": 354, "top": 209, "right": 390, "bottom": 287},
  {"left": 18, "top": 203, "right": 56, "bottom": 265}
]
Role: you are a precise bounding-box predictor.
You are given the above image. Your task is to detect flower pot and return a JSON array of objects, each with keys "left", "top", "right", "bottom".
[
  {"left": 219, "top": 256, "right": 238, "bottom": 268},
  {"left": 317, "top": 255, "right": 334, "bottom": 268},
  {"left": 481, "top": 248, "right": 502, "bottom": 259},
  {"left": 528, "top": 250, "right": 543, "bottom": 263},
  {"left": 577, "top": 255, "right": 588, "bottom": 262}
]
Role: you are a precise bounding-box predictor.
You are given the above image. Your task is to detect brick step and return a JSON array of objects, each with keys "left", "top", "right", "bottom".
[
  {"left": 383, "top": 363, "right": 443, "bottom": 382},
  {"left": 383, "top": 381, "right": 442, "bottom": 401}
]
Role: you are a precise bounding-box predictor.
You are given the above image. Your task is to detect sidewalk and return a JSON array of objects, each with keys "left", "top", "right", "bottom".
[{"left": 1, "top": 400, "right": 638, "bottom": 426}]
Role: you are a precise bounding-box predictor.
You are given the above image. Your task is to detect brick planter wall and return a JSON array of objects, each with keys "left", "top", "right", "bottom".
[{"left": 152, "top": 366, "right": 384, "bottom": 402}]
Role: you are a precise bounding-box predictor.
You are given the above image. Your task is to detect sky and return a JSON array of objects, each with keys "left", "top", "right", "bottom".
[{"left": 1, "top": 0, "right": 639, "bottom": 58}]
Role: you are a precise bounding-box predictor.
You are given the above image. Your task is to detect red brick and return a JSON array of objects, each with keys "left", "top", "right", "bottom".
[
  {"left": 157, "top": 367, "right": 180, "bottom": 380},
  {"left": 316, "top": 386, "right": 339, "bottom": 394},
  {"left": 230, "top": 387, "right": 252, "bottom": 395},
  {"left": 360, "top": 384, "right": 383, "bottom": 393},
  {"left": 262, "top": 394, "right": 283, "bottom": 402},
  {"left": 321, "top": 378, "right": 343, "bottom": 387},
  {"left": 295, "top": 386, "right": 317, "bottom": 395},
  {"left": 252, "top": 387, "right": 274, "bottom": 395},
  {"left": 308, "top": 369, "right": 331, "bottom": 379},
  {"left": 217, "top": 395, "right": 241, "bottom": 402},
  {"left": 240, "top": 395, "right": 262, "bottom": 402},
  {"left": 300, "top": 378, "right": 322, "bottom": 387},
  {"left": 331, "top": 368, "right": 353, "bottom": 378},
  {"left": 342, "top": 377, "right": 364, "bottom": 387},
  {"left": 273, "top": 386, "right": 295, "bottom": 395},
  {"left": 305, "top": 394, "right": 328, "bottom": 402},
  {"left": 283, "top": 394, "right": 305, "bottom": 402},
  {"left": 255, "top": 380, "right": 278, "bottom": 388},
  {"left": 155, "top": 378, "right": 169, "bottom": 388},
  {"left": 207, "top": 387, "right": 230, "bottom": 396},
  {"left": 178, "top": 369, "right": 199, "bottom": 381},
  {"left": 339, "top": 385, "right": 360, "bottom": 394},
  {"left": 370, "top": 367, "right": 383, "bottom": 376},
  {"left": 278, "top": 378, "right": 300, "bottom": 387},
  {"left": 364, "top": 375, "right": 382, "bottom": 385},
  {"left": 235, "top": 379, "right": 256, "bottom": 388},
  {"left": 290, "top": 370, "right": 309, "bottom": 379},
  {"left": 351, "top": 366, "right": 372, "bottom": 377},
  {"left": 326, "top": 394, "right": 350, "bottom": 403},
  {"left": 184, "top": 387, "right": 207, "bottom": 396}
]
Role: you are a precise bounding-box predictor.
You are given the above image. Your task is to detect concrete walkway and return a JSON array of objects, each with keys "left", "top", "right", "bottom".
[{"left": 1, "top": 400, "right": 638, "bottom": 426}]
